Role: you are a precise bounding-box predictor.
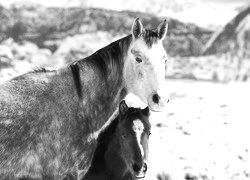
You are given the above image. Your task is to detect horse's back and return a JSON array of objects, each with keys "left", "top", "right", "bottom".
[
  {"left": 0, "top": 69, "right": 80, "bottom": 116},
  {"left": 0, "top": 72, "right": 58, "bottom": 121}
]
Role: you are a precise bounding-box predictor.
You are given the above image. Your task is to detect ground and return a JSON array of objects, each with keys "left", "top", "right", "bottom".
[{"left": 127, "top": 80, "right": 250, "bottom": 180}]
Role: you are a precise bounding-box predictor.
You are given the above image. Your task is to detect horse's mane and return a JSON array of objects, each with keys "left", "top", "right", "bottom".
[
  {"left": 142, "top": 29, "right": 159, "bottom": 48},
  {"left": 68, "top": 35, "right": 132, "bottom": 99},
  {"left": 84, "top": 35, "right": 132, "bottom": 79},
  {"left": 29, "top": 67, "right": 55, "bottom": 73},
  {"left": 69, "top": 63, "right": 82, "bottom": 99}
]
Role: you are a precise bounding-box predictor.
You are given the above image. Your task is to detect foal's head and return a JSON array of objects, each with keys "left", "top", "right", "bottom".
[{"left": 117, "top": 100, "right": 151, "bottom": 178}]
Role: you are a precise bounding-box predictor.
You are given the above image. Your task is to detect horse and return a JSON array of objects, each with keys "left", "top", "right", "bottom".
[
  {"left": 0, "top": 18, "right": 169, "bottom": 180},
  {"left": 83, "top": 100, "right": 151, "bottom": 180}
]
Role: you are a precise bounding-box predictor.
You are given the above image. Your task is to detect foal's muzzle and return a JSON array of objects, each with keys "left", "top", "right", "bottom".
[{"left": 132, "top": 162, "right": 147, "bottom": 179}]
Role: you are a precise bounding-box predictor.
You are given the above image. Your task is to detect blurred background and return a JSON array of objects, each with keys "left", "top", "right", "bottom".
[{"left": 0, "top": 0, "right": 250, "bottom": 179}]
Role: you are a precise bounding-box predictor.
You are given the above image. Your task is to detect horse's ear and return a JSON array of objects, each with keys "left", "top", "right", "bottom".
[
  {"left": 132, "top": 18, "right": 143, "bottom": 39},
  {"left": 156, "top": 19, "right": 168, "bottom": 40},
  {"left": 142, "top": 106, "right": 150, "bottom": 116},
  {"left": 119, "top": 100, "right": 128, "bottom": 115}
]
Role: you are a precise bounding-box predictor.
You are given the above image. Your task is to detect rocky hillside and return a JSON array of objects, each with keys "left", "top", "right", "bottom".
[
  {"left": 0, "top": 5, "right": 212, "bottom": 57},
  {"left": 203, "top": 5, "right": 250, "bottom": 57},
  {"left": 198, "top": 5, "right": 250, "bottom": 82}
]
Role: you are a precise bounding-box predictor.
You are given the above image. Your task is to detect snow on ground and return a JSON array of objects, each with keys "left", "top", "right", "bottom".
[
  {"left": 140, "top": 80, "right": 250, "bottom": 180},
  {"left": 126, "top": 79, "right": 250, "bottom": 180}
]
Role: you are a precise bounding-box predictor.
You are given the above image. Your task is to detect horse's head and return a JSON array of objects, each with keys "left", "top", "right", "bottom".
[
  {"left": 124, "top": 18, "right": 170, "bottom": 112},
  {"left": 117, "top": 100, "right": 151, "bottom": 178}
]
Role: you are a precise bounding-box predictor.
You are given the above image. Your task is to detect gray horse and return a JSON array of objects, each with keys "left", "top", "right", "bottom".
[{"left": 0, "top": 18, "right": 169, "bottom": 180}]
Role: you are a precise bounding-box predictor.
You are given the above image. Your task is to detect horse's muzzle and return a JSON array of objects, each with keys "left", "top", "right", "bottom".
[
  {"left": 132, "top": 162, "right": 147, "bottom": 179},
  {"left": 148, "top": 89, "right": 170, "bottom": 112}
]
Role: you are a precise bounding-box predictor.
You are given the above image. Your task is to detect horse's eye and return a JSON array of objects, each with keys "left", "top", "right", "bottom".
[
  {"left": 122, "top": 132, "right": 127, "bottom": 138},
  {"left": 136, "top": 57, "right": 142, "bottom": 63}
]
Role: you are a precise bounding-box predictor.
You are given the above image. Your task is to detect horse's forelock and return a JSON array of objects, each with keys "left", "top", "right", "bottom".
[{"left": 142, "top": 29, "right": 159, "bottom": 48}]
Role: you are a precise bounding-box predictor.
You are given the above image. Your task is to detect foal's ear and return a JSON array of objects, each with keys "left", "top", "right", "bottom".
[
  {"left": 119, "top": 100, "right": 128, "bottom": 115},
  {"left": 156, "top": 19, "right": 168, "bottom": 40},
  {"left": 132, "top": 18, "right": 143, "bottom": 39},
  {"left": 142, "top": 106, "right": 150, "bottom": 116}
]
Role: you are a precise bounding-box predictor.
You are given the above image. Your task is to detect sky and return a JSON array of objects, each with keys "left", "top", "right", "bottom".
[
  {"left": 202, "top": 0, "right": 249, "bottom": 10},
  {"left": 0, "top": 0, "right": 249, "bottom": 28},
  {"left": 1, "top": 0, "right": 249, "bottom": 10},
  {"left": 167, "top": 0, "right": 249, "bottom": 28}
]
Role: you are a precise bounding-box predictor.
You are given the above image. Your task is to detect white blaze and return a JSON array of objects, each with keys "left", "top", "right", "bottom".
[{"left": 132, "top": 119, "right": 145, "bottom": 157}]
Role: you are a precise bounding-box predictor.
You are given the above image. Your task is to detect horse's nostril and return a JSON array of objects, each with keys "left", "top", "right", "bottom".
[
  {"left": 143, "top": 163, "right": 147, "bottom": 173},
  {"left": 132, "top": 163, "right": 141, "bottom": 173},
  {"left": 167, "top": 99, "right": 170, "bottom": 103},
  {"left": 152, "top": 93, "right": 160, "bottom": 104}
]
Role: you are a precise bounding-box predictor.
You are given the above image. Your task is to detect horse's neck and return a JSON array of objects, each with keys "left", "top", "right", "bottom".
[{"left": 75, "top": 52, "right": 128, "bottom": 133}]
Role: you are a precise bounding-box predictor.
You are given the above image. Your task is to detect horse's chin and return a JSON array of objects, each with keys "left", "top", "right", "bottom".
[
  {"left": 131, "top": 170, "right": 146, "bottom": 179},
  {"left": 148, "top": 105, "right": 161, "bottom": 112},
  {"left": 134, "top": 174, "right": 146, "bottom": 179},
  {"left": 148, "top": 103, "right": 164, "bottom": 112},
  {"left": 129, "top": 167, "right": 146, "bottom": 179}
]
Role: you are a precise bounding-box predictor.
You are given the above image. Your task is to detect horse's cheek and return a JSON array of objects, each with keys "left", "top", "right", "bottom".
[
  {"left": 136, "top": 68, "right": 144, "bottom": 80},
  {"left": 123, "top": 142, "right": 132, "bottom": 161}
]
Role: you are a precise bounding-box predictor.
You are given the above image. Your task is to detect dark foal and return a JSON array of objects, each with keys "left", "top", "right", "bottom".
[{"left": 83, "top": 100, "right": 151, "bottom": 180}]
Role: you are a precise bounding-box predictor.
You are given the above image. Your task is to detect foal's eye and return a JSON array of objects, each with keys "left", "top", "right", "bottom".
[
  {"left": 135, "top": 57, "right": 142, "bottom": 63},
  {"left": 122, "top": 132, "right": 127, "bottom": 138}
]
